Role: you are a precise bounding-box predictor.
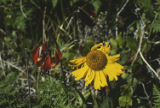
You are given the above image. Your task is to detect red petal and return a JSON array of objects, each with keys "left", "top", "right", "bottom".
[
  {"left": 41, "top": 54, "right": 51, "bottom": 70},
  {"left": 56, "top": 46, "right": 62, "bottom": 60},
  {"left": 42, "top": 42, "right": 47, "bottom": 52},
  {"left": 91, "top": 10, "right": 97, "bottom": 17},
  {"left": 32, "top": 42, "right": 47, "bottom": 64},
  {"left": 50, "top": 63, "right": 57, "bottom": 68},
  {"left": 50, "top": 51, "right": 59, "bottom": 69},
  {"left": 32, "top": 46, "right": 41, "bottom": 64}
]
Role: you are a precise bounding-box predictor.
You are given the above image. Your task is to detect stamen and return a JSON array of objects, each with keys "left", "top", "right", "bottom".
[{"left": 86, "top": 50, "right": 107, "bottom": 70}]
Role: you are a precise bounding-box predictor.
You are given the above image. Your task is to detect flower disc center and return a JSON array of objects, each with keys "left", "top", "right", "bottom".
[{"left": 86, "top": 50, "right": 107, "bottom": 70}]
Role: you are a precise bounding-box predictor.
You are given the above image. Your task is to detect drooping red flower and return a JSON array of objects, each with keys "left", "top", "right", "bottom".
[
  {"left": 41, "top": 54, "right": 52, "bottom": 70},
  {"left": 51, "top": 46, "right": 63, "bottom": 67},
  {"left": 32, "top": 42, "right": 63, "bottom": 70},
  {"left": 32, "top": 46, "right": 41, "bottom": 64},
  {"left": 50, "top": 51, "right": 60, "bottom": 68},
  {"left": 32, "top": 42, "right": 47, "bottom": 64}
]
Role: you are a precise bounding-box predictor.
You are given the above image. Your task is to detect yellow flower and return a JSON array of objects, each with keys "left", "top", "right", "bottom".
[{"left": 70, "top": 42, "right": 124, "bottom": 90}]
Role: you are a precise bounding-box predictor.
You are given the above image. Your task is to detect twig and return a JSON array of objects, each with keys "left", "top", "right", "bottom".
[
  {"left": 140, "top": 52, "right": 160, "bottom": 80},
  {"left": 74, "top": 87, "right": 86, "bottom": 105},
  {"left": 20, "top": 0, "right": 27, "bottom": 18},
  {"left": 115, "top": 0, "right": 130, "bottom": 36},
  {"left": 153, "top": 41, "right": 160, "bottom": 45},
  {"left": 42, "top": 7, "right": 47, "bottom": 43},
  {"left": 59, "top": 25, "right": 72, "bottom": 39},
  {"left": 57, "top": 4, "right": 91, "bottom": 40},
  {"left": 46, "top": 19, "right": 52, "bottom": 32},
  {"left": 151, "top": 58, "right": 160, "bottom": 65},
  {"left": 141, "top": 83, "right": 152, "bottom": 108},
  {"left": 29, "top": 0, "right": 40, "bottom": 9},
  {"left": 2, "top": 59, "right": 36, "bottom": 81},
  {"left": 0, "top": 52, "right": 6, "bottom": 76},
  {"left": 117, "top": 0, "right": 130, "bottom": 17},
  {"left": 131, "top": 18, "right": 160, "bottom": 80},
  {"left": 4, "top": 61, "right": 26, "bottom": 74},
  {"left": 0, "top": 52, "right": 4, "bottom": 69},
  {"left": 131, "top": 21, "right": 145, "bottom": 66},
  {"left": 66, "top": 16, "right": 74, "bottom": 30},
  {"left": 78, "top": 6, "right": 94, "bottom": 20},
  {"left": 147, "top": 40, "right": 160, "bottom": 45},
  {"left": 0, "top": 28, "right": 6, "bottom": 35}
]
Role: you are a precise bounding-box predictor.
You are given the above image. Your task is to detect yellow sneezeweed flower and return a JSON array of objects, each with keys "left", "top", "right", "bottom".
[{"left": 70, "top": 42, "right": 124, "bottom": 90}]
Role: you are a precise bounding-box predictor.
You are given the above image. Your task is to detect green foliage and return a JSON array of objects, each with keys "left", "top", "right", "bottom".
[
  {"left": 119, "top": 86, "right": 133, "bottom": 107},
  {"left": 1, "top": 0, "right": 160, "bottom": 107},
  {"left": 69, "top": 0, "right": 79, "bottom": 6},
  {"left": 153, "top": 85, "right": 160, "bottom": 107},
  {"left": 151, "top": 20, "right": 160, "bottom": 33},
  {"left": 136, "top": 0, "right": 153, "bottom": 14},
  {"left": 0, "top": 71, "right": 26, "bottom": 107},
  {"left": 119, "top": 96, "right": 132, "bottom": 107},
  {"left": 91, "top": 0, "right": 101, "bottom": 12},
  {"left": 52, "top": 0, "right": 58, "bottom": 8},
  {"left": 36, "top": 77, "right": 82, "bottom": 108},
  {"left": 150, "top": 13, "right": 160, "bottom": 33}
]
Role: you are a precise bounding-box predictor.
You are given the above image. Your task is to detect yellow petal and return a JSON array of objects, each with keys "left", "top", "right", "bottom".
[
  {"left": 104, "top": 63, "right": 124, "bottom": 81},
  {"left": 70, "top": 57, "right": 86, "bottom": 64},
  {"left": 91, "top": 43, "right": 103, "bottom": 51},
  {"left": 107, "top": 54, "right": 120, "bottom": 64},
  {"left": 94, "top": 72, "right": 101, "bottom": 90},
  {"left": 70, "top": 57, "right": 86, "bottom": 68},
  {"left": 99, "top": 71, "right": 108, "bottom": 87},
  {"left": 72, "top": 64, "right": 88, "bottom": 80},
  {"left": 98, "top": 43, "right": 110, "bottom": 54},
  {"left": 85, "top": 69, "right": 95, "bottom": 87}
]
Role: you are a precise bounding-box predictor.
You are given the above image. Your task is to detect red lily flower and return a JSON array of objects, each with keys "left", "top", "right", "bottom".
[
  {"left": 32, "top": 42, "right": 47, "bottom": 64},
  {"left": 41, "top": 54, "right": 52, "bottom": 70},
  {"left": 50, "top": 46, "right": 63, "bottom": 68},
  {"left": 41, "top": 47, "right": 63, "bottom": 70},
  {"left": 42, "top": 50, "right": 63, "bottom": 70},
  {"left": 50, "top": 51, "right": 60, "bottom": 68},
  {"left": 32, "top": 42, "right": 62, "bottom": 70}
]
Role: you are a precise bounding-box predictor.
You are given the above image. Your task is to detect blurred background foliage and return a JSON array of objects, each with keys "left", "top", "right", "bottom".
[{"left": 0, "top": 0, "right": 160, "bottom": 107}]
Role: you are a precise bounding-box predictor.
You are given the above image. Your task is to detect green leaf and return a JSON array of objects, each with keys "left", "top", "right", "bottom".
[
  {"left": 137, "top": 58, "right": 143, "bottom": 65},
  {"left": 119, "top": 86, "right": 133, "bottom": 107},
  {"left": 91, "top": 0, "right": 101, "bottom": 12},
  {"left": 101, "top": 97, "right": 110, "bottom": 108},
  {"left": 0, "top": 69, "right": 5, "bottom": 74},
  {"left": 153, "top": 85, "right": 160, "bottom": 107},
  {"left": 118, "top": 49, "right": 130, "bottom": 65},
  {"left": 121, "top": 73, "right": 129, "bottom": 79},
  {"left": 119, "top": 96, "right": 132, "bottom": 107},
  {"left": 136, "top": 0, "right": 153, "bottom": 14},
  {"left": 151, "top": 20, "right": 160, "bottom": 33},
  {"left": 120, "top": 86, "right": 133, "bottom": 96},
  {"left": 69, "top": 0, "right": 78, "bottom": 6},
  {"left": 52, "top": 0, "right": 58, "bottom": 8},
  {"left": 22, "top": 38, "right": 32, "bottom": 49},
  {"left": 4, "top": 36, "right": 11, "bottom": 43},
  {"left": 157, "top": 0, "right": 160, "bottom": 3},
  {"left": 92, "top": 94, "right": 99, "bottom": 108},
  {"left": 126, "top": 37, "right": 138, "bottom": 52},
  {"left": 116, "top": 33, "right": 123, "bottom": 48},
  {"left": 15, "top": 15, "right": 26, "bottom": 31},
  {"left": 110, "top": 38, "right": 118, "bottom": 49}
]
